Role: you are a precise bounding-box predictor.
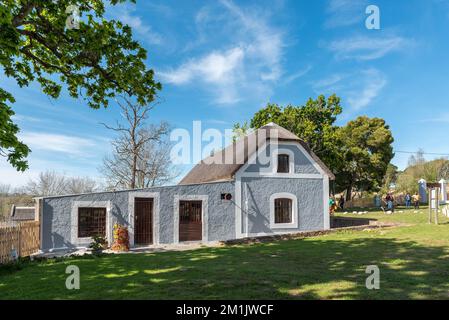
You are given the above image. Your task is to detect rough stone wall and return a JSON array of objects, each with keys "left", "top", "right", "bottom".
[
  {"left": 42, "top": 181, "right": 235, "bottom": 250},
  {"left": 241, "top": 177, "right": 324, "bottom": 234}
]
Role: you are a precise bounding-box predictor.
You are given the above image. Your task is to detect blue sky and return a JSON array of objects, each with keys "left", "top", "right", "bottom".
[{"left": 2, "top": 0, "right": 449, "bottom": 187}]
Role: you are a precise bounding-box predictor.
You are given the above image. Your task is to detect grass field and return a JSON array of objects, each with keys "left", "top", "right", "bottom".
[{"left": 1, "top": 207, "right": 449, "bottom": 300}]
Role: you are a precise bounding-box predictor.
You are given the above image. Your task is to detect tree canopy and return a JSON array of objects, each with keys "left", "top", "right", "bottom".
[
  {"left": 237, "top": 96, "right": 395, "bottom": 199},
  {"left": 247, "top": 94, "right": 342, "bottom": 171},
  {"left": 0, "top": 0, "right": 161, "bottom": 171},
  {"left": 334, "top": 116, "right": 394, "bottom": 199},
  {"left": 396, "top": 157, "right": 449, "bottom": 194}
]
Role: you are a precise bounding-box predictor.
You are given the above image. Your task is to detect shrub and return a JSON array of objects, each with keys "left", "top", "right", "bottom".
[
  {"left": 111, "top": 223, "right": 129, "bottom": 252},
  {"left": 89, "top": 235, "right": 108, "bottom": 256}
]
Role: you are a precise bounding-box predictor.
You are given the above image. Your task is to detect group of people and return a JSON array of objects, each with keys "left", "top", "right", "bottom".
[
  {"left": 382, "top": 192, "right": 420, "bottom": 212},
  {"left": 329, "top": 192, "right": 421, "bottom": 214},
  {"left": 405, "top": 192, "right": 421, "bottom": 209}
]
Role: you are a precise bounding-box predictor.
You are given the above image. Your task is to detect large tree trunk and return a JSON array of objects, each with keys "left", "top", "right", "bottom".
[{"left": 345, "top": 185, "right": 352, "bottom": 201}]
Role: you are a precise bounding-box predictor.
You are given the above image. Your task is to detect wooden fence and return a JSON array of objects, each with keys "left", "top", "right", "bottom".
[{"left": 0, "top": 221, "right": 40, "bottom": 264}]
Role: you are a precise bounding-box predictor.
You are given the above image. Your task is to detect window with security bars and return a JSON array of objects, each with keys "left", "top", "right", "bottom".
[
  {"left": 277, "top": 154, "right": 290, "bottom": 173},
  {"left": 274, "top": 198, "right": 292, "bottom": 224},
  {"left": 179, "top": 201, "right": 202, "bottom": 223},
  {"left": 78, "top": 207, "right": 106, "bottom": 238}
]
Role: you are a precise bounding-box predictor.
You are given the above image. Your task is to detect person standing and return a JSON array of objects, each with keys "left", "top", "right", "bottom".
[
  {"left": 386, "top": 193, "right": 395, "bottom": 212},
  {"left": 329, "top": 197, "right": 336, "bottom": 215},
  {"left": 405, "top": 192, "right": 412, "bottom": 208},
  {"left": 412, "top": 192, "right": 420, "bottom": 209},
  {"left": 339, "top": 196, "right": 345, "bottom": 210}
]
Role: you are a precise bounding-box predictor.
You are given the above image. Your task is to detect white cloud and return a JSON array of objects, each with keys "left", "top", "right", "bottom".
[
  {"left": 324, "top": 0, "right": 368, "bottom": 29},
  {"left": 282, "top": 66, "right": 312, "bottom": 85},
  {"left": 159, "top": 0, "right": 286, "bottom": 105},
  {"left": 313, "top": 69, "right": 386, "bottom": 111},
  {"left": 0, "top": 160, "right": 40, "bottom": 187},
  {"left": 347, "top": 70, "right": 387, "bottom": 110},
  {"left": 160, "top": 48, "right": 244, "bottom": 85},
  {"left": 418, "top": 113, "right": 449, "bottom": 124},
  {"left": 11, "top": 115, "right": 42, "bottom": 123},
  {"left": 161, "top": 48, "right": 244, "bottom": 104},
  {"left": 20, "top": 132, "right": 97, "bottom": 156},
  {"left": 312, "top": 74, "right": 345, "bottom": 89},
  {"left": 328, "top": 35, "right": 414, "bottom": 61},
  {"left": 108, "top": 5, "right": 162, "bottom": 45}
]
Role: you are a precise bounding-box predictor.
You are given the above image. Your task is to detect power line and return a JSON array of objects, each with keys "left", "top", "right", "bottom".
[{"left": 395, "top": 151, "right": 449, "bottom": 157}]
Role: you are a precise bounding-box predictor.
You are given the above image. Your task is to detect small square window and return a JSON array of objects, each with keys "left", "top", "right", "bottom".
[
  {"left": 277, "top": 154, "right": 290, "bottom": 173},
  {"left": 78, "top": 208, "right": 106, "bottom": 238}
]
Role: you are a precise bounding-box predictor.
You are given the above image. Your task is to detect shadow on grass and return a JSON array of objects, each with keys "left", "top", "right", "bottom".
[{"left": 1, "top": 235, "right": 449, "bottom": 300}]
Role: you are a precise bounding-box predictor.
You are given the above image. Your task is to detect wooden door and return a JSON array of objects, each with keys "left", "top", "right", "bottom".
[
  {"left": 179, "top": 200, "right": 202, "bottom": 242},
  {"left": 134, "top": 198, "right": 153, "bottom": 245}
]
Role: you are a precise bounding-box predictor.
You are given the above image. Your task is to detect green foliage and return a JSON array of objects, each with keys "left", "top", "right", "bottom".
[
  {"left": 2, "top": 211, "right": 449, "bottom": 299},
  {"left": 0, "top": 0, "right": 160, "bottom": 170},
  {"left": 232, "top": 121, "right": 251, "bottom": 142},
  {"left": 238, "top": 96, "right": 395, "bottom": 198},
  {"left": 0, "top": 89, "right": 30, "bottom": 171},
  {"left": 89, "top": 235, "right": 108, "bottom": 255},
  {"left": 246, "top": 94, "right": 343, "bottom": 171},
  {"left": 396, "top": 158, "right": 449, "bottom": 194},
  {"left": 334, "top": 116, "right": 394, "bottom": 198},
  {"left": 380, "top": 163, "right": 399, "bottom": 194}
]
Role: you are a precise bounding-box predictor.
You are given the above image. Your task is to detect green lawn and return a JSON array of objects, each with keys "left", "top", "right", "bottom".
[{"left": 2, "top": 208, "right": 449, "bottom": 300}]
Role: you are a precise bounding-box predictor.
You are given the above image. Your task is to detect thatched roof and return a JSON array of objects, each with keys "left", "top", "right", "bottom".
[{"left": 179, "top": 123, "right": 335, "bottom": 185}]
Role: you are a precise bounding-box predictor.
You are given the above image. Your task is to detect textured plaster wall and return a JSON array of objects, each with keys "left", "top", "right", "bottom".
[
  {"left": 241, "top": 177, "right": 324, "bottom": 234},
  {"left": 245, "top": 143, "right": 319, "bottom": 174},
  {"left": 42, "top": 181, "right": 235, "bottom": 250}
]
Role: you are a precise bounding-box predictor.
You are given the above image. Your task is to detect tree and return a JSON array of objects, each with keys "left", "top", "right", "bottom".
[
  {"left": 101, "top": 123, "right": 177, "bottom": 190},
  {"left": 65, "top": 176, "right": 100, "bottom": 194},
  {"left": 100, "top": 96, "right": 173, "bottom": 189},
  {"left": 1, "top": 0, "right": 161, "bottom": 171},
  {"left": 26, "top": 171, "right": 100, "bottom": 196},
  {"left": 335, "top": 116, "right": 394, "bottom": 200},
  {"left": 238, "top": 94, "right": 343, "bottom": 171},
  {"left": 408, "top": 148, "right": 426, "bottom": 167},
  {"left": 232, "top": 121, "right": 251, "bottom": 142},
  {"left": 396, "top": 158, "right": 449, "bottom": 194},
  {"left": 381, "top": 163, "right": 399, "bottom": 193}
]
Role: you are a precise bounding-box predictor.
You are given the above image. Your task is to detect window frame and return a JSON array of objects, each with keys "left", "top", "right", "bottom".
[
  {"left": 269, "top": 193, "right": 298, "bottom": 229},
  {"left": 277, "top": 154, "right": 290, "bottom": 173},
  {"left": 77, "top": 207, "right": 107, "bottom": 238},
  {"left": 274, "top": 198, "right": 293, "bottom": 224}
]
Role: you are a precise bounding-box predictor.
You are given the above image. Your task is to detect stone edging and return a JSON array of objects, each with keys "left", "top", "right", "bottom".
[{"left": 221, "top": 223, "right": 400, "bottom": 245}]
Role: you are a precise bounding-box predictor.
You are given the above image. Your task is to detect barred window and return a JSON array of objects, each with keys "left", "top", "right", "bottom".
[
  {"left": 274, "top": 198, "right": 292, "bottom": 224},
  {"left": 78, "top": 208, "right": 106, "bottom": 238},
  {"left": 277, "top": 154, "right": 290, "bottom": 173}
]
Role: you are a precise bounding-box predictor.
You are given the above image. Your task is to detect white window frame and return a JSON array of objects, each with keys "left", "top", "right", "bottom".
[
  {"left": 275, "top": 150, "right": 294, "bottom": 174},
  {"left": 173, "top": 195, "right": 208, "bottom": 244},
  {"left": 269, "top": 193, "right": 298, "bottom": 229},
  {"left": 71, "top": 201, "right": 112, "bottom": 247}
]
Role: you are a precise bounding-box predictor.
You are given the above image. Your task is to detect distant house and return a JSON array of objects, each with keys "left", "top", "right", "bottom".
[
  {"left": 10, "top": 205, "right": 36, "bottom": 222},
  {"left": 36, "top": 123, "right": 334, "bottom": 252}
]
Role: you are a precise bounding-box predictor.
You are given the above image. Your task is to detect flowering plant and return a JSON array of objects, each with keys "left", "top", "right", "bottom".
[{"left": 111, "top": 223, "right": 130, "bottom": 252}]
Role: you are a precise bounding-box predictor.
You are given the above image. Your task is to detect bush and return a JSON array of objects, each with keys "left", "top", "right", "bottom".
[{"left": 89, "top": 235, "right": 108, "bottom": 256}]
